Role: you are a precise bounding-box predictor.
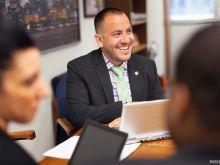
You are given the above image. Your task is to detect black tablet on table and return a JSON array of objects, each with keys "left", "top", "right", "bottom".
[{"left": 68, "top": 119, "right": 128, "bottom": 165}]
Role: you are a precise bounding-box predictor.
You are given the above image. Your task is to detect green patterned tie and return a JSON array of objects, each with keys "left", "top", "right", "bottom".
[{"left": 111, "top": 66, "right": 129, "bottom": 102}]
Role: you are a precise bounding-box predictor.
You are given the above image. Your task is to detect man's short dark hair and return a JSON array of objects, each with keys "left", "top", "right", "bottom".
[
  {"left": 175, "top": 25, "right": 220, "bottom": 130},
  {"left": 94, "top": 7, "right": 126, "bottom": 33},
  {"left": 0, "top": 23, "right": 36, "bottom": 72}
]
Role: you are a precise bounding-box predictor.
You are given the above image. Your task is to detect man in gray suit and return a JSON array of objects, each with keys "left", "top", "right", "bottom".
[
  {"left": 97, "top": 25, "right": 220, "bottom": 165},
  {"left": 67, "top": 8, "right": 163, "bottom": 130}
]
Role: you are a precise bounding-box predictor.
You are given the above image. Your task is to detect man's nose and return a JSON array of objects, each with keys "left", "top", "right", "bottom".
[
  {"left": 121, "top": 33, "right": 129, "bottom": 43},
  {"left": 37, "top": 79, "right": 51, "bottom": 99}
]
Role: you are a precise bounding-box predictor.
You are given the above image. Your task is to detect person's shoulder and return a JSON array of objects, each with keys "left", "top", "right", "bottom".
[
  {"left": 0, "top": 130, "right": 36, "bottom": 164},
  {"left": 68, "top": 48, "right": 100, "bottom": 66},
  {"left": 0, "top": 130, "right": 16, "bottom": 146}
]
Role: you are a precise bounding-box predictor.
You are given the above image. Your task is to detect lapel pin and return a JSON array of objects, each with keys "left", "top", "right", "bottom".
[{"left": 134, "top": 71, "right": 139, "bottom": 76}]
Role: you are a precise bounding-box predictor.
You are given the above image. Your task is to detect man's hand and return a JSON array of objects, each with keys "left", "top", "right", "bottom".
[{"left": 108, "top": 118, "right": 121, "bottom": 128}]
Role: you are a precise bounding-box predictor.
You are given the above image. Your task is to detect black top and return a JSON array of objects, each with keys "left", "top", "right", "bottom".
[{"left": 0, "top": 130, "right": 37, "bottom": 165}]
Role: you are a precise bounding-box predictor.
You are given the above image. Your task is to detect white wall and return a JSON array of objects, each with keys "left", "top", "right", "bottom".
[
  {"left": 147, "top": 0, "right": 166, "bottom": 75},
  {"left": 170, "top": 22, "right": 212, "bottom": 76},
  {"left": 9, "top": 0, "right": 98, "bottom": 161}
]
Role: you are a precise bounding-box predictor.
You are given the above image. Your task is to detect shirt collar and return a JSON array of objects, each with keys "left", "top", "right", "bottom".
[{"left": 102, "top": 52, "right": 127, "bottom": 70}]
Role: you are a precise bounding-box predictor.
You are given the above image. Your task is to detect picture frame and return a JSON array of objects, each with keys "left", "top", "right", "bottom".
[
  {"left": 83, "top": 0, "right": 103, "bottom": 17},
  {"left": 0, "top": 0, "right": 80, "bottom": 52}
]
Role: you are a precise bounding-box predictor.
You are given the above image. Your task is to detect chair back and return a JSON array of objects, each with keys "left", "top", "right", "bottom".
[
  {"left": 52, "top": 72, "right": 72, "bottom": 144},
  {"left": 52, "top": 73, "right": 69, "bottom": 119}
]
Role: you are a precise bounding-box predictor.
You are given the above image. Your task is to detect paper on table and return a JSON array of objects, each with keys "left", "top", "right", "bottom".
[
  {"left": 43, "top": 136, "right": 140, "bottom": 160},
  {"left": 120, "top": 142, "right": 140, "bottom": 160},
  {"left": 43, "top": 136, "right": 80, "bottom": 159}
]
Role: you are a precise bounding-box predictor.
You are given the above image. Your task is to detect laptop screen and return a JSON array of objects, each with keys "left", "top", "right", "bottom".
[
  {"left": 120, "top": 99, "right": 169, "bottom": 141},
  {"left": 68, "top": 120, "right": 128, "bottom": 165}
]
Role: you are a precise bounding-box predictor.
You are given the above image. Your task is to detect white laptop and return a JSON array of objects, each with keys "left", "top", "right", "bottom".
[{"left": 119, "top": 99, "right": 170, "bottom": 144}]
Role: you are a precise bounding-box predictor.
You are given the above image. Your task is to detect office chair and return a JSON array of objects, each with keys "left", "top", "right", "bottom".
[
  {"left": 8, "top": 130, "right": 36, "bottom": 140},
  {"left": 52, "top": 73, "right": 76, "bottom": 144}
]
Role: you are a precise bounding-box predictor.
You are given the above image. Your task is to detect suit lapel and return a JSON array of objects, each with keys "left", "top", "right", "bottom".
[
  {"left": 128, "top": 57, "right": 143, "bottom": 101},
  {"left": 93, "top": 50, "right": 114, "bottom": 103}
]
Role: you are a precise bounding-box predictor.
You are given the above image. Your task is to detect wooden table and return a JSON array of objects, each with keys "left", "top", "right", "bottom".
[
  {"left": 40, "top": 139, "right": 176, "bottom": 165},
  {"left": 40, "top": 128, "right": 176, "bottom": 165}
]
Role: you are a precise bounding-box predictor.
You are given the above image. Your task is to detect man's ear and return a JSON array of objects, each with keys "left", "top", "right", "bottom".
[{"left": 95, "top": 34, "right": 103, "bottom": 48}]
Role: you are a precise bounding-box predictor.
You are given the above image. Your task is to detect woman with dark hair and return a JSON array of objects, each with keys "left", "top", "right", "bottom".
[{"left": 0, "top": 24, "right": 50, "bottom": 164}]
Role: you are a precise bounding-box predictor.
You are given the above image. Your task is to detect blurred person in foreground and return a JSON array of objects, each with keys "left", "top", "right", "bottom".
[
  {"left": 0, "top": 24, "right": 50, "bottom": 164},
  {"left": 96, "top": 25, "right": 220, "bottom": 165}
]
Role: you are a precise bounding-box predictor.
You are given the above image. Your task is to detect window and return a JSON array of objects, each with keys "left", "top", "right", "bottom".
[{"left": 170, "top": 0, "right": 216, "bottom": 21}]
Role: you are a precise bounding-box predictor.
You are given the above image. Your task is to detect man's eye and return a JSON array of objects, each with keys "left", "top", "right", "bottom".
[
  {"left": 113, "top": 33, "right": 121, "bottom": 37},
  {"left": 22, "top": 76, "right": 37, "bottom": 87},
  {"left": 23, "top": 79, "right": 35, "bottom": 86},
  {"left": 127, "top": 29, "right": 133, "bottom": 34}
]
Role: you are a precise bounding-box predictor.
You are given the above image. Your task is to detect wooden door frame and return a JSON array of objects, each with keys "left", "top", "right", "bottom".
[{"left": 163, "top": 0, "right": 171, "bottom": 78}]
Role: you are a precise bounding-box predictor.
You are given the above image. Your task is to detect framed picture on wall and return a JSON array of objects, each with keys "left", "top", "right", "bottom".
[
  {"left": 83, "top": 0, "right": 103, "bottom": 17},
  {"left": 0, "top": 0, "right": 80, "bottom": 52}
]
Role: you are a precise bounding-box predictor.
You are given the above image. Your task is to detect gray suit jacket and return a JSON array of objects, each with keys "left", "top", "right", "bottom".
[{"left": 67, "top": 48, "right": 164, "bottom": 128}]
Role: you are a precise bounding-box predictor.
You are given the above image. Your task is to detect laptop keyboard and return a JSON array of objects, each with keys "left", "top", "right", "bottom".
[{"left": 126, "top": 132, "right": 171, "bottom": 144}]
